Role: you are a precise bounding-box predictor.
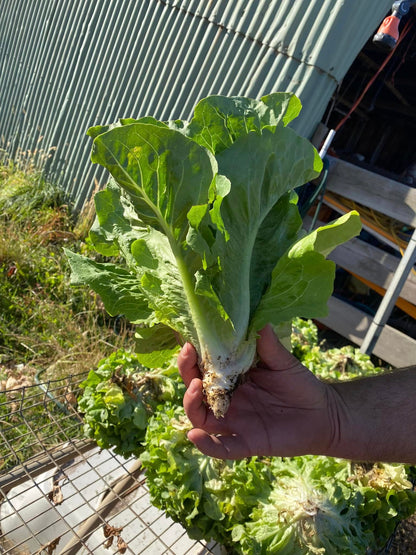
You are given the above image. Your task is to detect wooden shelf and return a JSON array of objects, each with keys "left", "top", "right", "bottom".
[
  {"left": 325, "top": 155, "right": 416, "bottom": 228},
  {"left": 308, "top": 156, "right": 416, "bottom": 367},
  {"left": 316, "top": 297, "right": 416, "bottom": 368}
]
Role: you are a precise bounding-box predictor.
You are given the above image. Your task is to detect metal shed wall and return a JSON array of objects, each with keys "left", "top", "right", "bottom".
[{"left": 0, "top": 0, "right": 391, "bottom": 211}]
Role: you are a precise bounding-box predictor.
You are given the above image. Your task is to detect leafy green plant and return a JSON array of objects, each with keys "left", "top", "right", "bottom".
[
  {"left": 66, "top": 92, "right": 361, "bottom": 418},
  {"left": 291, "top": 317, "right": 383, "bottom": 380},
  {"left": 141, "top": 404, "right": 416, "bottom": 554},
  {"left": 0, "top": 161, "right": 68, "bottom": 224},
  {"left": 233, "top": 457, "right": 416, "bottom": 554},
  {"left": 78, "top": 350, "right": 185, "bottom": 457},
  {"left": 141, "top": 403, "right": 274, "bottom": 546}
]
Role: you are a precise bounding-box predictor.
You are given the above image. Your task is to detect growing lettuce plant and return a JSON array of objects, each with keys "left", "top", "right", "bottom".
[
  {"left": 66, "top": 93, "right": 361, "bottom": 418},
  {"left": 233, "top": 456, "right": 416, "bottom": 554},
  {"left": 291, "top": 317, "right": 384, "bottom": 380},
  {"left": 141, "top": 403, "right": 274, "bottom": 545},
  {"left": 78, "top": 350, "right": 184, "bottom": 457},
  {"left": 141, "top": 404, "right": 416, "bottom": 553}
]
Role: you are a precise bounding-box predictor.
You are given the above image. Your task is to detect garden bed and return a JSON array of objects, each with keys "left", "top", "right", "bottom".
[{"left": 1, "top": 162, "right": 415, "bottom": 554}]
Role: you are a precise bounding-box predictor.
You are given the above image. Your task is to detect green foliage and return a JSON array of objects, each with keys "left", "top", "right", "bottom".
[
  {"left": 0, "top": 161, "right": 70, "bottom": 224},
  {"left": 2, "top": 109, "right": 412, "bottom": 555},
  {"left": 0, "top": 163, "right": 135, "bottom": 372},
  {"left": 138, "top": 324, "right": 413, "bottom": 552},
  {"left": 66, "top": 93, "right": 361, "bottom": 417},
  {"left": 141, "top": 404, "right": 274, "bottom": 545},
  {"left": 233, "top": 457, "right": 416, "bottom": 554},
  {"left": 291, "top": 317, "right": 383, "bottom": 380},
  {"left": 78, "top": 350, "right": 185, "bottom": 457},
  {"left": 350, "top": 463, "right": 416, "bottom": 544},
  {"left": 141, "top": 405, "right": 416, "bottom": 554}
]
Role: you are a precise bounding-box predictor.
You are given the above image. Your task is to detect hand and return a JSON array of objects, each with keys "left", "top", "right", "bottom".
[{"left": 178, "top": 325, "right": 338, "bottom": 460}]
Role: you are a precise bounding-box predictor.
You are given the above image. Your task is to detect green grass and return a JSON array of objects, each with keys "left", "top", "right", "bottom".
[
  {"left": 0, "top": 161, "right": 137, "bottom": 470},
  {"left": 0, "top": 162, "right": 135, "bottom": 379}
]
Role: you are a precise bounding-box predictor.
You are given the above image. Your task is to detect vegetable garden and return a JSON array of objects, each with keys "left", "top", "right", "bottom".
[{"left": 1, "top": 93, "right": 415, "bottom": 553}]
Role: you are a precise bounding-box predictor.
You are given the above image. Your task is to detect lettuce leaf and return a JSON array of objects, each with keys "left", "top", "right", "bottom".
[
  {"left": 141, "top": 404, "right": 416, "bottom": 552},
  {"left": 141, "top": 403, "right": 274, "bottom": 544},
  {"left": 66, "top": 93, "right": 361, "bottom": 418},
  {"left": 232, "top": 456, "right": 416, "bottom": 554},
  {"left": 77, "top": 350, "right": 184, "bottom": 458}
]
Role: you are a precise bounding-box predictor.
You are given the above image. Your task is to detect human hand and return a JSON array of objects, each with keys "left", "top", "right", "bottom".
[{"left": 178, "top": 325, "right": 338, "bottom": 460}]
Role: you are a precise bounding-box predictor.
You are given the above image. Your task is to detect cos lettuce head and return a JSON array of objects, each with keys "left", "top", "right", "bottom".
[{"left": 66, "top": 93, "right": 361, "bottom": 418}]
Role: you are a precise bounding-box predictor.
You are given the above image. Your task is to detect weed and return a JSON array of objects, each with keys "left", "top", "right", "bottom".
[{"left": 0, "top": 164, "right": 69, "bottom": 224}]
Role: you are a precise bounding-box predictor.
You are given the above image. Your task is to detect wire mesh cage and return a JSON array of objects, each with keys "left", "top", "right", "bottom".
[{"left": 0, "top": 374, "right": 223, "bottom": 554}]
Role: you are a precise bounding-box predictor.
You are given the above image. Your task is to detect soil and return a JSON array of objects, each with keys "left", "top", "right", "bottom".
[{"left": 388, "top": 514, "right": 416, "bottom": 554}]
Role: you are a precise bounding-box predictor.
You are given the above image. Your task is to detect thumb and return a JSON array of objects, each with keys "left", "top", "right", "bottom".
[{"left": 257, "top": 324, "right": 300, "bottom": 371}]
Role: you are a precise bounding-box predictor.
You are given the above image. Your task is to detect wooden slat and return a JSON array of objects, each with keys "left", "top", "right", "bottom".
[
  {"left": 325, "top": 156, "right": 416, "bottom": 227},
  {"left": 311, "top": 161, "right": 416, "bottom": 364},
  {"left": 317, "top": 297, "right": 416, "bottom": 368},
  {"left": 330, "top": 237, "right": 416, "bottom": 305}
]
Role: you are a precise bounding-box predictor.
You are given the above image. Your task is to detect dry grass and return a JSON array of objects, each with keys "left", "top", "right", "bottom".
[{"left": 0, "top": 160, "right": 135, "bottom": 382}]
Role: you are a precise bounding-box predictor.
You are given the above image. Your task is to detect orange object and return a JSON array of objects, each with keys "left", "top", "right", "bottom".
[
  {"left": 376, "top": 15, "right": 401, "bottom": 42},
  {"left": 349, "top": 271, "right": 416, "bottom": 319},
  {"left": 334, "top": 17, "right": 413, "bottom": 133}
]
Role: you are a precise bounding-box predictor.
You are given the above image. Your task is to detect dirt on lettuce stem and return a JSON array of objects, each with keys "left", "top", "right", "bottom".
[{"left": 204, "top": 385, "right": 231, "bottom": 419}]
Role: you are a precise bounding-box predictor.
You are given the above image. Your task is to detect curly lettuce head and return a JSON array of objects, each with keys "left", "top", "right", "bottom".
[
  {"left": 232, "top": 456, "right": 416, "bottom": 554},
  {"left": 78, "top": 350, "right": 184, "bottom": 457},
  {"left": 140, "top": 404, "right": 273, "bottom": 546}
]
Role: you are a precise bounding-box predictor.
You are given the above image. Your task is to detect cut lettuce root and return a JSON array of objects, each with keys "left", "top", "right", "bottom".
[
  {"left": 200, "top": 341, "right": 257, "bottom": 419},
  {"left": 66, "top": 93, "right": 362, "bottom": 419}
]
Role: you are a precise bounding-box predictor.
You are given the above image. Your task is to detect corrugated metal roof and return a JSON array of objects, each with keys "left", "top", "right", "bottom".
[{"left": 0, "top": 0, "right": 392, "bottom": 210}]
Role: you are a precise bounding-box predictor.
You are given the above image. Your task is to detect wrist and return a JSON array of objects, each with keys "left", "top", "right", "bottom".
[
  {"left": 323, "top": 371, "right": 416, "bottom": 463},
  {"left": 323, "top": 382, "right": 358, "bottom": 460}
]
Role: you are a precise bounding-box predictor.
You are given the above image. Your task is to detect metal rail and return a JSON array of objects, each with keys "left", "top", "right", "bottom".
[{"left": 360, "top": 228, "right": 416, "bottom": 357}]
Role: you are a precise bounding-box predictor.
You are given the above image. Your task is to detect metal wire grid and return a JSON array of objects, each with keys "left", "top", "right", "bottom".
[{"left": 0, "top": 375, "right": 222, "bottom": 554}]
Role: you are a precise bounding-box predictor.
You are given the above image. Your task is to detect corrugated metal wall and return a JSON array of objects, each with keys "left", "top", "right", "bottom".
[{"left": 0, "top": 0, "right": 391, "bottom": 211}]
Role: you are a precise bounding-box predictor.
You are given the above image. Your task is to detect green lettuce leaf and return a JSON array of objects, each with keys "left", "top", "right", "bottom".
[
  {"left": 66, "top": 93, "right": 361, "bottom": 417},
  {"left": 231, "top": 456, "right": 416, "bottom": 554},
  {"left": 77, "top": 350, "right": 184, "bottom": 458},
  {"left": 141, "top": 404, "right": 416, "bottom": 553},
  {"left": 179, "top": 92, "right": 302, "bottom": 154},
  {"left": 141, "top": 404, "right": 273, "bottom": 545}
]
